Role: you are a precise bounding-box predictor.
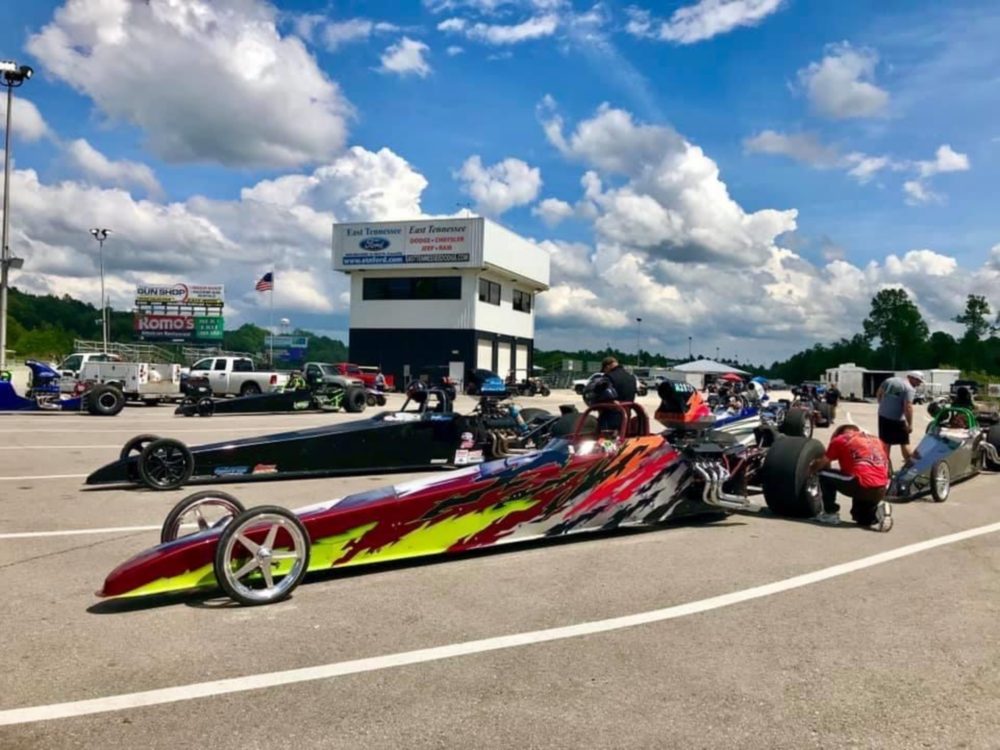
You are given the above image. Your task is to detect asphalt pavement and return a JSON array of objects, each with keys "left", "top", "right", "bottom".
[{"left": 1, "top": 391, "right": 999, "bottom": 749}]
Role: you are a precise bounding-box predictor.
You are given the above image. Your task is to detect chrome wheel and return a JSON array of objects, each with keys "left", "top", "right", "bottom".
[
  {"left": 930, "top": 461, "right": 950, "bottom": 503},
  {"left": 161, "top": 491, "right": 245, "bottom": 544},
  {"left": 214, "top": 507, "right": 310, "bottom": 605}
]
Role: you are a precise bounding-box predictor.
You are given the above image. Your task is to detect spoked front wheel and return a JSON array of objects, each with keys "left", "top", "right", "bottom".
[
  {"left": 161, "top": 491, "right": 246, "bottom": 544},
  {"left": 213, "top": 506, "right": 311, "bottom": 606}
]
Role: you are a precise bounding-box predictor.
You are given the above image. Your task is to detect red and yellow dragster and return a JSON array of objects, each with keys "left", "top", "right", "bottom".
[{"left": 99, "top": 402, "right": 823, "bottom": 606}]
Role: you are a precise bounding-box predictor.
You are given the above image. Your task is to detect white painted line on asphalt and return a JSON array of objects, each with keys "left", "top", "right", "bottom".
[
  {"left": 2, "top": 519, "right": 999, "bottom": 727},
  {"left": 6, "top": 426, "right": 328, "bottom": 434},
  {"left": 0, "top": 474, "right": 88, "bottom": 481},
  {"left": 0, "top": 525, "right": 161, "bottom": 539},
  {"left": 0, "top": 445, "right": 120, "bottom": 450}
]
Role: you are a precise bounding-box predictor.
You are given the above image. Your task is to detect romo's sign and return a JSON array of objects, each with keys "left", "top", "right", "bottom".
[
  {"left": 134, "top": 314, "right": 224, "bottom": 341},
  {"left": 135, "top": 283, "right": 224, "bottom": 306}
]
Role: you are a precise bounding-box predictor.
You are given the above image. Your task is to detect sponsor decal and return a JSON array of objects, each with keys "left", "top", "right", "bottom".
[
  {"left": 459, "top": 431, "right": 475, "bottom": 449},
  {"left": 454, "top": 449, "right": 470, "bottom": 466},
  {"left": 360, "top": 237, "right": 391, "bottom": 251},
  {"left": 293, "top": 400, "right": 312, "bottom": 410},
  {"left": 429, "top": 414, "right": 452, "bottom": 421},
  {"left": 467, "top": 449, "right": 484, "bottom": 464},
  {"left": 252, "top": 464, "right": 278, "bottom": 474},
  {"left": 430, "top": 458, "right": 448, "bottom": 464},
  {"left": 213, "top": 466, "right": 250, "bottom": 477}
]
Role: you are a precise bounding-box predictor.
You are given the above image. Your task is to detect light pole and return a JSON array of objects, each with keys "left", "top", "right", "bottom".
[
  {"left": 89, "top": 228, "right": 111, "bottom": 352},
  {"left": 688, "top": 336, "right": 692, "bottom": 360},
  {"left": 635, "top": 317, "right": 642, "bottom": 368},
  {"left": 0, "top": 60, "right": 33, "bottom": 371}
]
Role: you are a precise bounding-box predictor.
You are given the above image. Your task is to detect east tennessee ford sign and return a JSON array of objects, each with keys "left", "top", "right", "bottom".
[{"left": 333, "top": 218, "right": 482, "bottom": 270}]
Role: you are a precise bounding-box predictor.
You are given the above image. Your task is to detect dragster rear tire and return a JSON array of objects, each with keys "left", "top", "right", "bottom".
[
  {"left": 762, "top": 436, "right": 825, "bottom": 518},
  {"left": 780, "top": 408, "right": 810, "bottom": 438},
  {"left": 986, "top": 424, "right": 1000, "bottom": 470},
  {"left": 344, "top": 386, "right": 367, "bottom": 413},
  {"left": 87, "top": 384, "right": 126, "bottom": 416}
]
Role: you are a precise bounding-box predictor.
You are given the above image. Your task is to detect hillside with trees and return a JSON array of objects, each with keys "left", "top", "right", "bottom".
[{"left": 4, "top": 287, "right": 348, "bottom": 364}]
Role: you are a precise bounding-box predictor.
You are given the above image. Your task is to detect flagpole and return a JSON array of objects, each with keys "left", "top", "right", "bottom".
[{"left": 268, "top": 273, "right": 274, "bottom": 367}]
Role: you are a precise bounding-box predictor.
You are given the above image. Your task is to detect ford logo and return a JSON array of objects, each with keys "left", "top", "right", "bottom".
[{"left": 360, "top": 237, "right": 390, "bottom": 251}]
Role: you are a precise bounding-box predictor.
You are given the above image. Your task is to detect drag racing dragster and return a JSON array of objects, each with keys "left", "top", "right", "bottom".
[
  {"left": 98, "top": 399, "right": 825, "bottom": 606},
  {"left": 175, "top": 372, "right": 368, "bottom": 417},
  {"left": 508, "top": 376, "right": 551, "bottom": 398},
  {"left": 0, "top": 360, "right": 125, "bottom": 416},
  {"left": 88, "top": 386, "right": 574, "bottom": 490},
  {"left": 888, "top": 405, "right": 1000, "bottom": 503}
]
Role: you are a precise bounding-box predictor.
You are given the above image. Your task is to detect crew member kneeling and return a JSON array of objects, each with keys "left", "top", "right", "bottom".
[{"left": 808, "top": 424, "right": 893, "bottom": 532}]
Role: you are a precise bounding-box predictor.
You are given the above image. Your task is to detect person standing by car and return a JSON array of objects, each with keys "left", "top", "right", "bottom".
[
  {"left": 808, "top": 424, "right": 892, "bottom": 531},
  {"left": 877, "top": 371, "right": 923, "bottom": 464},
  {"left": 824, "top": 383, "right": 841, "bottom": 424},
  {"left": 374, "top": 368, "right": 386, "bottom": 393},
  {"left": 601, "top": 357, "right": 637, "bottom": 403}
]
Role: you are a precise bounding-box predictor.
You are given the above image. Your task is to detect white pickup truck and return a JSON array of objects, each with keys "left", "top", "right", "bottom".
[
  {"left": 186, "top": 356, "right": 287, "bottom": 397},
  {"left": 58, "top": 352, "right": 121, "bottom": 380},
  {"left": 80, "top": 361, "right": 183, "bottom": 404}
]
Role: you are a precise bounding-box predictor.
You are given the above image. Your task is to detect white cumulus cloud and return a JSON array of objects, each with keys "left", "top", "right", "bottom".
[
  {"left": 457, "top": 155, "right": 542, "bottom": 215},
  {"left": 27, "top": 0, "right": 352, "bottom": 168},
  {"left": 625, "top": 0, "right": 787, "bottom": 44},
  {"left": 798, "top": 42, "right": 889, "bottom": 119},
  {"left": 532, "top": 197, "right": 575, "bottom": 226},
  {"left": 64, "top": 139, "right": 162, "bottom": 197},
  {"left": 0, "top": 96, "right": 50, "bottom": 142},
  {"left": 379, "top": 37, "right": 433, "bottom": 77}
]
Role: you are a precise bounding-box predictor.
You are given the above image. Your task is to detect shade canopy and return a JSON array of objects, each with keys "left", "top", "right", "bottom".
[
  {"left": 718, "top": 372, "right": 743, "bottom": 382},
  {"left": 672, "top": 358, "right": 750, "bottom": 375}
]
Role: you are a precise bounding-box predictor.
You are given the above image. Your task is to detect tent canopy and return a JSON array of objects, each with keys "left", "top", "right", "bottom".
[{"left": 672, "top": 359, "right": 749, "bottom": 375}]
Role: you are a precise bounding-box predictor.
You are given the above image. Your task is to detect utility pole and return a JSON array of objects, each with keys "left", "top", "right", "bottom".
[
  {"left": 635, "top": 317, "right": 642, "bottom": 368},
  {"left": 90, "top": 229, "right": 111, "bottom": 352},
  {"left": 0, "top": 61, "right": 34, "bottom": 371}
]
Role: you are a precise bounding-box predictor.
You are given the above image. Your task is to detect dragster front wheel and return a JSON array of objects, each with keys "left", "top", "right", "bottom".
[{"left": 214, "top": 506, "right": 311, "bottom": 606}]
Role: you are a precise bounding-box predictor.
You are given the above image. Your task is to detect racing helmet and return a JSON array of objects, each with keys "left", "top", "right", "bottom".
[
  {"left": 582, "top": 375, "right": 618, "bottom": 406},
  {"left": 406, "top": 379, "right": 428, "bottom": 403},
  {"left": 654, "top": 379, "right": 714, "bottom": 429}
]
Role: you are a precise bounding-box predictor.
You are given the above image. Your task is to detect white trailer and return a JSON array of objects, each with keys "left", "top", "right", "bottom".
[{"left": 80, "top": 361, "right": 182, "bottom": 404}]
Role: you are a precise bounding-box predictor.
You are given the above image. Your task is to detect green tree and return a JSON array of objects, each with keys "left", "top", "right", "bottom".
[
  {"left": 954, "top": 294, "right": 993, "bottom": 340},
  {"left": 861, "top": 288, "right": 929, "bottom": 369}
]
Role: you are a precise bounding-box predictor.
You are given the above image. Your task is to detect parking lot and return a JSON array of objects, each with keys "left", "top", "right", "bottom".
[{"left": 2, "top": 392, "right": 999, "bottom": 749}]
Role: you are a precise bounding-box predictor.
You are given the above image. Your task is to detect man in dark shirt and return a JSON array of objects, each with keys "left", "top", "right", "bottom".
[
  {"left": 824, "top": 383, "right": 841, "bottom": 423},
  {"left": 588, "top": 357, "right": 637, "bottom": 433}
]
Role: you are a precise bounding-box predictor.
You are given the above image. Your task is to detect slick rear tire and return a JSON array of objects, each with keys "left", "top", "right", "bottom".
[
  {"left": 762, "top": 436, "right": 825, "bottom": 518},
  {"left": 239, "top": 382, "right": 262, "bottom": 397},
  {"left": 986, "top": 424, "right": 1000, "bottom": 470},
  {"left": 197, "top": 397, "right": 215, "bottom": 417},
  {"left": 518, "top": 407, "right": 551, "bottom": 425},
  {"left": 929, "top": 460, "right": 950, "bottom": 503},
  {"left": 780, "top": 408, "right": 811, "bottom": 439},
  {"left": 161, "top": 490, "right": 245, "bottom": 544},
  {"left": 214, "top": 506, "right": 310, "bottom": 606},
  {"left": 138, "top": 438, "right": 194, "bottom": 491},
  {"left": 344, "top": 387, "right": 367, "bottom": 413},
  {"left": 550, "top": 411, "right": 597, "bottom": 438},
  {"left": 816, "top": 402, "right": 832, "bottom": 426},
  {"left": 120, "top": 434, "right": 160, "bottom": 462},
  {"left": 87, "top": 384, "right": 126, "bottom": 416}
]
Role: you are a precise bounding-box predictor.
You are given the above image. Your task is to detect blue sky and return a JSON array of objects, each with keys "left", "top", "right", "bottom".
[{"left": 2, "top": 0, "right": 999, "bottom": 363}]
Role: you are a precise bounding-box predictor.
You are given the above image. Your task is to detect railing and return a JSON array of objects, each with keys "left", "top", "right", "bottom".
[{"left": 72, "top": 340, "right": 181, "bottom": 363}]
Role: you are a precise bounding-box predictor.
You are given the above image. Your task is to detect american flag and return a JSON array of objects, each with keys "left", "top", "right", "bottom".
[{"left": 255, "top": 271, "right": 273, "bottom": 292}]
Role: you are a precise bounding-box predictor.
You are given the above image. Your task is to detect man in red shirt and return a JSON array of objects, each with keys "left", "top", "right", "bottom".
[{"left": 808, "top": 424, "right": 893, "bottom": 531}]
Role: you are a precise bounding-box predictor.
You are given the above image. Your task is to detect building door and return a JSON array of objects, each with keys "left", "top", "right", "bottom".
[
  {"left": 477, "top": 338, "right": 493, "bottom": 371},
  {"left": 496, "top": 341, "right": 512, "bottom": 380},
  {"left": 515, "top": 344, "right": 528, "bottom": 380}
]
